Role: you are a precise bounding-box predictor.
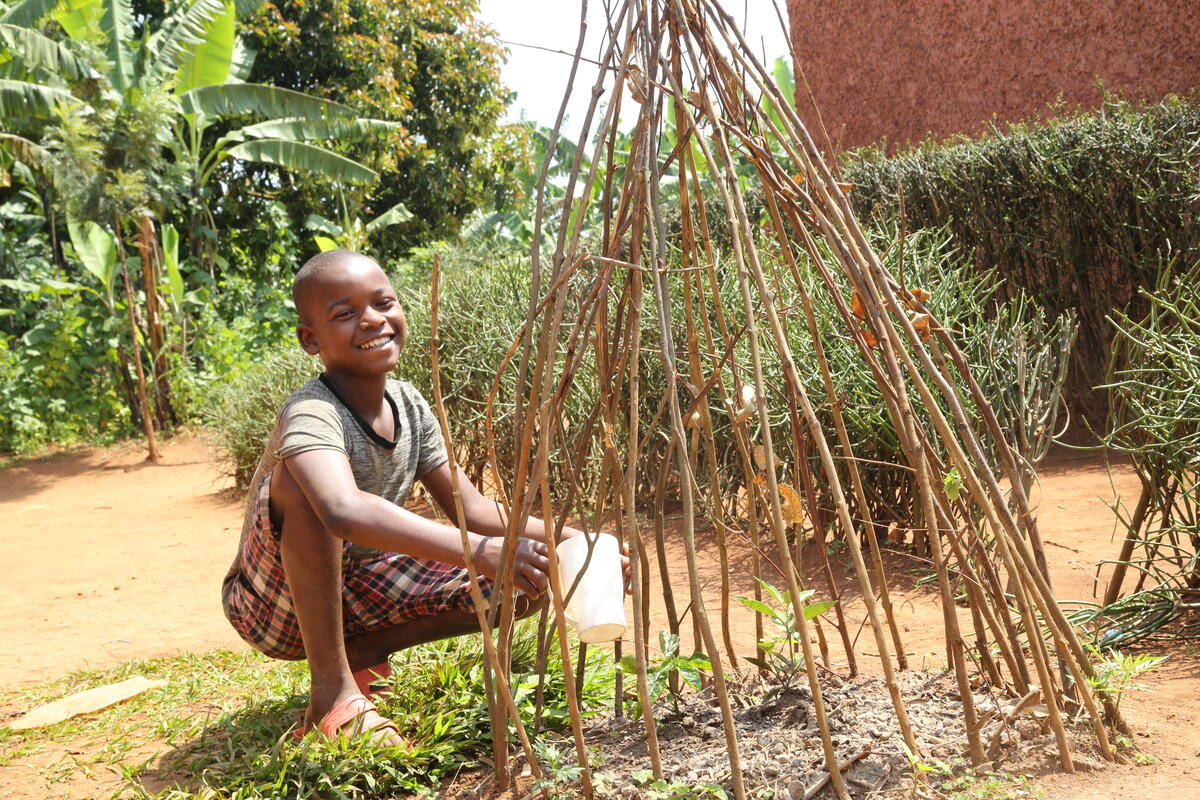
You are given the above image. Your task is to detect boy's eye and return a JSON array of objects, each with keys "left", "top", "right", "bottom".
[
  {"left": 377, "top": 298, "right": 394, "bottom": 308},
  {"left": 335, "top": 309, "right": 354, "bottom": 319}
]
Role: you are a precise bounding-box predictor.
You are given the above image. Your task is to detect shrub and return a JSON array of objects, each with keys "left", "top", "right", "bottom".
[
  {"left": 0, "top": 230, "right": 131, "bottom": 453},
  {"left": 843, "top": 96, "right": 1200, "bottom": 412}
]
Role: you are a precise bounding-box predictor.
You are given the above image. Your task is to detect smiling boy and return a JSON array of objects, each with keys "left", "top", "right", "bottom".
[{"left": 221, "top": 249, "right": 566, "bottom": 745}]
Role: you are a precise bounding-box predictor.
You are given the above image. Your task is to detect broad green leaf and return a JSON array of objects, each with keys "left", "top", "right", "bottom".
[
  {"left": 169, "top": 0, "right": 235, "bottom": 93},
  {"left": 302, "top": 213, "right": 341, "bottom": 235},
  {"left": 0, "top": 23, "right": 96, "bottom": 80},
  {"left": 795, "top": 588, "right": 815, "bottom": 604},
  {"left": 943, "top": 467, "right": 963, "bottom": 502},
  {"left": 743, "top": 655, "right": 770, "bottom": 671},
  {"left": 647, "top": 669, "right": 668, "bottom": 700},
  {"left": 736, "top": 596, "right": 775, "bottom": 617},
  {"left": 677, "top": 663, "right": 702, "bottom": 691},
  {"left": 1, "top": 0, "right": 58, "bottom": 26},
  {"left": 38, "top": 278, "right": 82, "bottom": 293},
  {"left": 462, "top": 208, "right": 511, "bottom": 243},
  {"left": 803, "top": 599, "right": 837, "bottom": 620},
  {"left": 754, "top": 577, "right": 787, "bottom": 608},
  {"left": 0, "top": 132, "right": 48, "bottom": 167},
  {"left": 0, "top": 277, "right": 37, "bottom": 292},
  {"left": 0, "top": 307, "right": 14, "bottom": 316},
  {"left": 227, "top": 37, "right": 255, "bottom": 81},
  {"left": 67, "top": 217, "right": 117, "bottom": 294},
  {"left": 231, "top": 116, "right": 401, "bottom": 142},
  {"left": 618, "top": 654, "right": 638, "bottom": 674},
  {"left": 365, "top": 201, "right": 413, "bottom": 232},
  {"left": 226, "top": 139, "right": 377, "bottom": 183},
  {"left": 657, "top": 630, "right": 680, "bottom": 660},
  {"left": 52, "top": 0, "right": 101, "bottom": 42},
  {"left": 313, "top": 234, "right": 338, "bottom": 252},
  {"left": 161, "top": 222, "right": 183, "bottom": 304},
  {"left": 232, "top": 0, "right": 264, "bottom": 16},
  {"left": 180, "top": 83, "right": 356, "bottom": 120},
  {"left": 98, "top": 0, "right": 133, "bottom": 91},
  {"left": 771, "top": 56, "right": 796, "bottom": 111},
  {"left": 0, "top": 78, "right": 76, "bottom": 117}
]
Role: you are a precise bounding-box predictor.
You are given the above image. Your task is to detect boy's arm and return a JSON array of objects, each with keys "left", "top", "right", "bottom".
[
  {"left": 419, "top": 461, "right": 582, "bottom": 544},
  {"left": 282, "top": 449, "right": 551, "bottom": 596},
  {"left": 422, "top": 462, "right": 632, "bottom": 591}
]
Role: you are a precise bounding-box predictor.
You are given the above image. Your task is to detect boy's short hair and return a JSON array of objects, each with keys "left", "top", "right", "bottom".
[{"left": 292, "top": 248, "right": 371, "bottom": 324}]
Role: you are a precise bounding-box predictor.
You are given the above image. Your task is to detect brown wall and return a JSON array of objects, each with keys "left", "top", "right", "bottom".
[{"left": 786, "top": 0, "right": 1200, "bottom": 152}]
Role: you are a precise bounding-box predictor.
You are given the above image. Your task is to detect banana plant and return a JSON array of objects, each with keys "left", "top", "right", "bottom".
[
  {"left": 462, "top": 120, "right": 606, "bottom": 253},
  {"left": 305, "top": 197, "right": 414, "bottom": 254},
  {"left": 0, "top": 0, "right": 401, "bottom": 456},
  {"left": 0, "top": 0, "right": 398, "bottom": 238}
]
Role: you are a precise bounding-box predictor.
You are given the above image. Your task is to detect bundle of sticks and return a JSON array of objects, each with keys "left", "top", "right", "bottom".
[{"left": 427, "top": 2, "right": 1127, "bottom": 797}]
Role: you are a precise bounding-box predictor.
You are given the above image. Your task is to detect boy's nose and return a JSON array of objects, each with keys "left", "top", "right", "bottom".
[{"left": 360, "top": 306, "right": 385, "bottom": 326}]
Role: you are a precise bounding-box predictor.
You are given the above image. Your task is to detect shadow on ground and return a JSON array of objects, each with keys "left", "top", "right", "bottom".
[{"left": 131, "top": 695, "right": 306, "bottom": 796}]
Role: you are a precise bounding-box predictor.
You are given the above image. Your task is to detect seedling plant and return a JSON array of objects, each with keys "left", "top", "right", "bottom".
[
  {"left": 738, "top": 578, "right": 836, "bottom": 689},
  {"left": 619, "top": 631, "right": 713, "bottom": 718}
]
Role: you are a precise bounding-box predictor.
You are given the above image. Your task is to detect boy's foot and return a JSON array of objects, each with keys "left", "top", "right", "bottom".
[{"left": 294, "top": 693, "right": 407, "bottom": 746}]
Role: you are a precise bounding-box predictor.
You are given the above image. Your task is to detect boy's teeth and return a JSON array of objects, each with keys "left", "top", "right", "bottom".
[{"left": 358, "top": 335, "right": 392, "bottom": 350}]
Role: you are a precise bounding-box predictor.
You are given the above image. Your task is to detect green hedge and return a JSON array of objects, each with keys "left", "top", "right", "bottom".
[{"left": 843, "top": 97, "right": 1200, "bottom": 412}]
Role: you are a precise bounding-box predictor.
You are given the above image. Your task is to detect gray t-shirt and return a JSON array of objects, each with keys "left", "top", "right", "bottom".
[{"left": 223, "top": 375, "right": 448, "bottom": 587}]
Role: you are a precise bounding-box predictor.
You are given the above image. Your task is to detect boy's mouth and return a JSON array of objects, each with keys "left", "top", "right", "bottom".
[{"left": 356, "top": 334, "right": 394, "bottom": 351}]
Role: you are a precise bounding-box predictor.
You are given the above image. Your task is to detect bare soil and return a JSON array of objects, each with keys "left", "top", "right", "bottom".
[{"left": 2, "top": 432, "right": 1198, "bottom": 798}]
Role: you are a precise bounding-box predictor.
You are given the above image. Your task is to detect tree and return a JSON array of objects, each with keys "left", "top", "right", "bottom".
[
  {"left": 239, "top": 0, "right": 525, "bottom": 256},
  {"left": 0, "top": 0, "right": 391, "bottom": 457}
]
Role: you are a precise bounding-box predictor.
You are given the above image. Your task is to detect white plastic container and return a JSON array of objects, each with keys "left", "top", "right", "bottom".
[{"left": 556, "top": 532, "right": 627, "bottom": 643}]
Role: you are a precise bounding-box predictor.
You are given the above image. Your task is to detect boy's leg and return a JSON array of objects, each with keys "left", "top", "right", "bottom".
[
  {"left": 271, "top": 461, "right": 542, "bottom": 735},
  {"left": 343, "top": 592, "right": 547, "bottom": 671},
  {"left": 271, "top": 461, "right": 404, "bottom": 744}
]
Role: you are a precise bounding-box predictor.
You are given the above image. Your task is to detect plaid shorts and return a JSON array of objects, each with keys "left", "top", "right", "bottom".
[{"left": 222, "top": 470, "right": 493, "bottom": 660}]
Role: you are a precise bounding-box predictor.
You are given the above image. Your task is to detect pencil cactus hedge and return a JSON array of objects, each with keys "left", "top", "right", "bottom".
[
  {"left": 208, "top": 229, "right": 1075, "bottom": 548},
  {"left": 843, "top": 97, "right": 1200, "bottom": 410}
]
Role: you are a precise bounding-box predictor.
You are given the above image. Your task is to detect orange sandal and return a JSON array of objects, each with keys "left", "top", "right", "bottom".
[{"left": 292, "top": 694, "right": 405, "bottom": 746}]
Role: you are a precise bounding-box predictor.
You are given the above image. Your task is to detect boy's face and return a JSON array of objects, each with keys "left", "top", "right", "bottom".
[{"left": 296, "top": 255, "right": 408, "bottom": 377}]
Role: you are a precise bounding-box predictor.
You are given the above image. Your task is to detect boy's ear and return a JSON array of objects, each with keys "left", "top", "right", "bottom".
[{"left": 296, "top": 324, "right": 320, "bottom": 355}]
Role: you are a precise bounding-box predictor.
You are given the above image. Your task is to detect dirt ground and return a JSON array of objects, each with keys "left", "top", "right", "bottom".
[{"left": 2, "top": 431, "right": 1198, "bottom": 798}]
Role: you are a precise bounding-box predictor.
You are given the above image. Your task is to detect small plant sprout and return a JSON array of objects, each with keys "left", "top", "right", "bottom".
[
  {"left": 1085, "top": 648, "right": 1167, "bottom": 712},
  {"left": 632, "top": 769, "right": 729, "bottom": 800},
  {"left": 531, "top": 739, "right": 584, "bottom": 798},
  {"left": 738, "top": 578, "right": 836, "bottom": 687},
  {"left": 618, "top": 631, "right": 712, "bottom": 718},
  {"left": 943, "top": 466, "right": 964, "bottom": 502}
]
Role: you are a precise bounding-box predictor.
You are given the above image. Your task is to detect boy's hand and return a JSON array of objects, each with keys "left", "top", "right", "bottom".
[{"left": 476, "top": 536, "right": 550, "bottom": 598}]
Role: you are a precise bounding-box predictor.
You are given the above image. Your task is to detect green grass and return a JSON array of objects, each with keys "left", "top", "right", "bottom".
[{"left": 0, "top": 623, "right": 615, "bottom": 799}]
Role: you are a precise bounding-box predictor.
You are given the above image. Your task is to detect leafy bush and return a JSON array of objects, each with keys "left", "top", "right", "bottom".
[
  {"left": 843, "top": 96, "right": 1200, "bottom": 409},
  {"left": 0, "top": 227, "right": 130, "bottom": 453}
]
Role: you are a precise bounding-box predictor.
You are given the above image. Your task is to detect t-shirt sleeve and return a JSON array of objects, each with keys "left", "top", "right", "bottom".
[
  {"left": 409, "top": 386, "right": 448, "bottom": 477},
  {"left": 275, "top": 397, "right": 347, "bottom": 460}
]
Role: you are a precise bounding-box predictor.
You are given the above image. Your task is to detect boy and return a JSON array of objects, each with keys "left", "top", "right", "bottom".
[{"left": 222, "top": 249, "right": 578, "bottom": 745}]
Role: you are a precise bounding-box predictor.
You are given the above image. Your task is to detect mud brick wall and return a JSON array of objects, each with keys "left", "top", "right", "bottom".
[{"left": 786, "top": 0, "right": 1200, "bottom": 151}]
